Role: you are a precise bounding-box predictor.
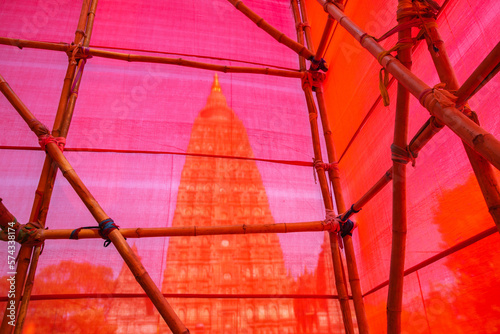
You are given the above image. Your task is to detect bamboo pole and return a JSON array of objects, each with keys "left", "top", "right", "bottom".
[
  {"left": 299, "top": 2, "right": 370, "bottom": 331},
  {"left": 0, "top": 2, "right": 92, "bottom": 332},
  {"left": 455, "top": 41, "right": 500, "bottom": 108},
  {"left": 225, "top": 0, "right": 314, "bottom": 59},
  {"left": 0, "top": 37, "right": 303, "bottom": 79},
  {"left": 0, "top": 75, "right": 189, "bottom": 334},
  {"left": 290, "top": 1, "right": 354, "bottom": 332},
  {"left": 298, "top": 0, "right": 315, "bottom": 52},
  {"left": 37, "top": 220, "right": 332, "bottom": 240},
  {"left": 7, "top": 2, "right": 95, "bottom": 333},
  {"left": 423, "top": 22, "right": 500, "bottom": 232},
  {"left": 387, "top": 2, "right": 412, "bottom": 331},
  {"left": 316, "top": 0, "right": 500, "bottom": 171},
  {"left": 313, "top": 17, "right": 335, "bottom": 63}
]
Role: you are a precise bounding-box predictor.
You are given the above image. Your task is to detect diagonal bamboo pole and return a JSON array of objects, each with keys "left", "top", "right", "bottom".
[
  {"left": 0, "top": 2, "right": 93, "bottom": 332},
  {"left": 226, "top": 0, "right": 314, "bottom": 59},
  {"left": 297, "top": 1, "right": 370, "bottom": 332},
  {"left": 0, "top": 37, "right": 303, "bottom": 79},
  {"left": 0, "top": 75, "right": 189, "bottom": 334},
  {"left": 290, "top": 1, "right": 354, "bottom": 332},
  {"left": 316, "top": 0, "right": 500, "bottom": 171},
  {"left": 455, "top": 41, "right": 500, "bottom": 108},
  {"left": 423, "top": 21, "right": 500, "bottom": 232},
  {"left": 387, "top": 1, "right": 412, "bottom": 331}
]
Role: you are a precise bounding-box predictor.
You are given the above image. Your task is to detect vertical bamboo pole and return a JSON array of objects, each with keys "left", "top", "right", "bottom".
[
  {"left": 0, "top": 2, "right": 92, "bottom": 333},
  {"left": 297, "top": 1, "right": 370, "bottom": 331},
  {"left": 387, "top": 2, "right": 412, "bottom": 332},
  {"left": 423, "top": 22, "right": 500, "bottom": 232},
  {"left": 291, "top": 1, "right": 354, "bottom": 332},
  {"left": 0, "top": 75, "right": 189, "bottom": 334}
]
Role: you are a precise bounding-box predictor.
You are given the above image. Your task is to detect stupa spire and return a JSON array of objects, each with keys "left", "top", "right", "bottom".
[{"left": 211, "top": 73, "right": 221, "bottom": 92}]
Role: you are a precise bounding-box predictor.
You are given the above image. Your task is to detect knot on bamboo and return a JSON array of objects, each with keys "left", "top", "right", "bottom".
[
  {"left": 418, "top": 83, "right": 458, "bottom": 112},
  {"left": 98, "top": 218, "right": 120, "bottom": 247},
  {"left": 38, "top": 135, "right": 66, "bottom": 153},
  {"left": 391, "top": 143, "right": 417, "bottom": 167},
  {"left": 301, "top": 71, "right": 325, "bottom": 91},
  {"left": 397, "top": 0, "right": 439, "bottom": 21},
  {"left": 323, "top": 209, "right": 340, "bottom": 232},
  {"left": 310, "top": 58, "right": 328, "bottom": 72},
  {"left": 17, "top": 221, "right": 44, "bottom": 246},
  {"left": 340, "top": 204, "right": 361, "bottom": 222},
  {"left": 314, "top": 161, "right": 339, "bottom": 172},
  {"left": 28, "top": 119, "right": 50, "bottom": 137},
  {"left": 66, "top": 43, "right": 93, "bottom": 63}
]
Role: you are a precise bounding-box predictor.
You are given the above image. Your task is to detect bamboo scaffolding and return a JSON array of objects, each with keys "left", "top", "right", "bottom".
[
  {"left": 0, "top": 75, "right": 189, "bottom": 334},
  {"left": 456, "top": 41, "right": 500, "bottom": 108},
  {"left": 296, "top": 2, "right": 370, "bottom": 331},
  {"left": 0, "top": 37, "right": 302, "bottom": 79},
  {"left": 423, "top": 22, "right": 500, "bottom": 232},
  {"left": 290, "top": 2, "right": 354, "bottom": 332},
  {"left": 298, "top": 0, "right": 315, "bottom": 52},
  {"left": 0, "top": 2, "right": 93, "bottom": 332},
  {"left": 316, "top": 0, "right": 500, "bottom": 171},
  {"left": 7, "top": 2, "right": 96, "bottom": 333},
  {"left": 387, "top": 2, "right": 412, "bottom": 331},
  {"left": 313, "top": 17, "right": 335, "bottom": 64},
  {"left": 226, "top": 0, "right": 314, "bottom": 59},
  {"left": 37, "top": 220, "right": 331, "bottom": 240}
]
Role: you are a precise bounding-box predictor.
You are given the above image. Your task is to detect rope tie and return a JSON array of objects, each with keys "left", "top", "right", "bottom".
[
  {"left": 391, "top": 143, "right": 417, "bottom": 166},
  {"left": 16, "top": 221, "right": 44, "bottom": 246},
  {"left": 324, "top": 209, "right": 340, "bottom": 232},
  {"left": 38, "top": 135, "right": 66, "bottom": 152},
  {"left": 340, "top": 204, "right": 361, "bottom": 222},
  {"left": 69, "top": 226, "right": 99, "bottom": 240},
  {"left": 377, "top": 41, "right": 415, "bottom": 106},
  {"left": 98, "top": 218, "right": 120, "bottom": 247},
  {"left": 314, "top": 161, "right": 339, "bottom": 172},
  {"left": 296, "top": 22, "right": 311, "bottom": 30},
  {"left": 301, "top": 72, "right": 313, "bottom": 90},
  {"left": 310, "top": 58, "right": 328, "bottom": 72},
  {"left": 418, "top": 83, "right": 458, "bottom": 110}
]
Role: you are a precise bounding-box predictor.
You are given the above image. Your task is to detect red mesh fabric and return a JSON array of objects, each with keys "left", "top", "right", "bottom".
[{"left": 0, "top": 0, "right": 499, "bottom": 332}]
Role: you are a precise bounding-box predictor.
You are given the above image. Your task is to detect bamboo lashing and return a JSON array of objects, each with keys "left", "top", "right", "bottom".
[
  {"left": 291, "top": 1, "right": 355, "bottom": 332},
  {"left": 422, "top": 21, "right": 500, "bottom": 232},
  {"left": 226, "top": 0, "right": 314, "bottom": 60},
  {"left": 387, "top": 1, "right": 413, "bottom": 331},
  {"left": 0, "top": 1, "right": 94, "bottom": 332},
  {"left": 0, "top": 37, "right": 302, "bottom": 79},
  {"left": 0, "top": 74, "right": 189, "bottom": 334},
  {"left": 316, "top": 0, "right": 500, "bottom": 171},
  {"left": 455, "top": 41, "right": 500, "bottom": 108}
]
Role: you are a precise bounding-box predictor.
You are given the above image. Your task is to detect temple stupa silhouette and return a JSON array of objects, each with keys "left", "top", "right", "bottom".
[{"left": 161, "top": 74, "right": 297, "bottom": 333}]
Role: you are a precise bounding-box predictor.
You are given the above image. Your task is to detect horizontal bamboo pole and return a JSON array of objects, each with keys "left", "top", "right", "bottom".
[
  {"left": 456, "top": 41, "right": 500, "bottom": 107},
  {"left": 39, "top": 221, "right": 331, "bottom": 240},
  {"left": 226, "top": 0, "right": 314, "bottom": 59},
  {"left": 0, "top": 292, "right": 346, "bottom": 302},
  {"left": 317, "top": 0, "right": 500, "bottom": 171},
  {"left": 0, "top": 74, "right": 189, "bottom": 334},
  {"left": 0, "top": 37, "right": 303, "bottom": 79}
]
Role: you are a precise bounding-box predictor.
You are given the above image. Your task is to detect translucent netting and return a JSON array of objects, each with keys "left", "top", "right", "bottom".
[
  {"left": 0, "top": 0, "right": 499, "bottom": 333},
  {"left": 305, "top": 0, "right": 500, "bottom": 332}
]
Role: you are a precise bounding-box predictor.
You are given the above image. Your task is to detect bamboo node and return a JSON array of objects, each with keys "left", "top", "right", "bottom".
[
  {"left": 314, "top": 161, "right": 339, "bottom": 172},
  {"left": 391, "top": 143, "right": 417, "bottom": 167},
  {"left": 38, "top": 134, "right": 66, "bottom": 153},
  {"left": 296, "top": 22, "right": 310, "bottom": 31},
  {"left": 28, "top": 119, "right": 50, "bottom": 137}
]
